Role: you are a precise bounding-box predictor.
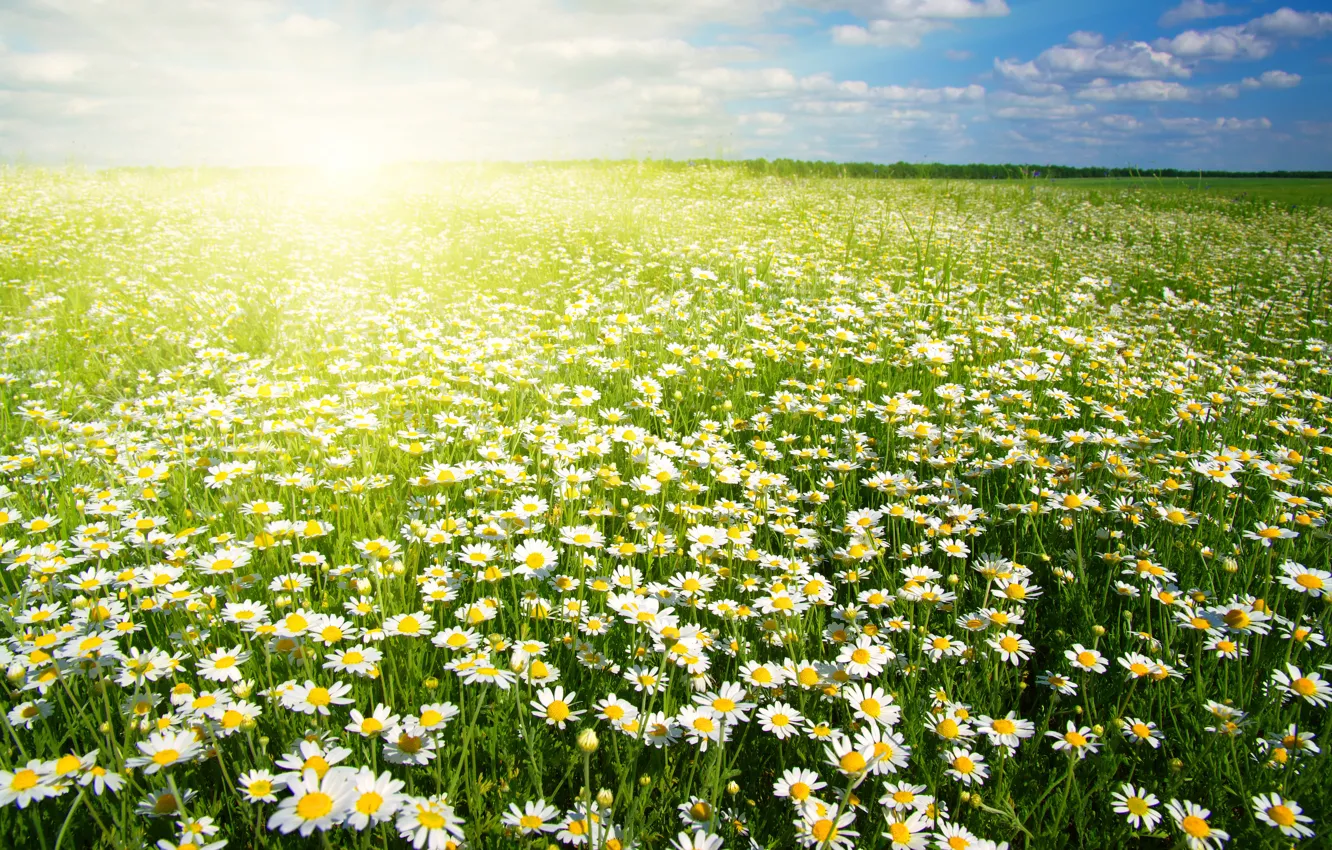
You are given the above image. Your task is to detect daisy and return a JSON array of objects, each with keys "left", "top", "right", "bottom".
[
  {"left": 432, "top": 627, "right": 481, "bottom": 652},
  {"left": 773, "top": 767, "right": 825, "bottom": 805},
  {"left": 677, "top": 705, "right": 726, "bottom": 752},
  {"left": 1165, "top": 799, "right": 1229, "bottom": 850},
  {"left": 854, "top": 724, "right": 910, "bottom": 775},
  {"left": 345, "top": 768, "right": 406, "bottom": 831},
  {"left": 1121, "top": 717, "right": 1165, "bottom": 748},
  {"left": 842, "top": 682, "right": 901, "bottom": 728},
  {"left": 346, "top": 705, "right": 401, "bottom": 738},
  {"left": 275, "top": 741, "right": 352, "bottom": 783},
  {"left": 1251, "top": 792, "right": 1315, "bottom": 839},
  {"left": 1065, "top": 643, "right": 1107, "bottom": 674},
  {"left": 974, "top": 712, "right": 1035, "bottom": 751},
  {"left": 531, "top": 686, "right": 584, "bottom": 729},
  {"left": 757, "top": 701, "right": 803, "bottom": 740},
  {"left": 383, "top": 611, "right": 434, "bottom": 638},
  {"left": 1272, "top": 664, "right": 1332, "bottom": 706},
  {"left": 382, "top": 724, "right": 439, "bottom": 766},
  {"left": 693, "top": 682, "right": 751, "bottom": 724},
  {"left": 196, "top": 645, "right": 249, "bottom": 683},
  {"left": 1111, "top": 783, "right": 1161, "bottom": 830},
  {"left": 502, "top": 799, "right": 561, "bottom": 835},
  {"left": 882, "top": 810, "right": 932, "bottom": 849},
  {"left": 323, "top": 644, "right": 382, "bottom": 677},
  {"left": 836, "top": 635, "right": 891, "bottom": 677},
  {"left": 941, "top": 747, "right": 988, "bottom": 785},
  {"left": 594, "top": 693, "right": 639, "bottom": 730},
  {"left": 281, "top": 680, "right": 354, "bottom": 715},
  {"left": 825, "top": 733, "right": 879, "bottom": 780},
  {"left": 1047, "top": 721, "right": 1100, "bottom": 759},
  {"left": 512, "top": 539, "right": 559, "bottom": 575},
  {"left": 267, "top": 769, "right": 355, "bottom": 837},
  {"left": 78, "top": 765, "right": 125, "bottom": 796},
  {"left": 988, "top": 630, "right": 1034, "bottom": 665},
  {"left": 416, "top": 702, "right": 460, "bottom": 732},
  {"left": 125, "top": 729, "right": 202, "bottom": 774},
  {"left": 0, "top": 760, "right": 59, "bottom": 808},
  {"left": 673, "top": 832, "right": 725, "bottom": 850},
  {"left": 1277, "top": 560, "right": 1330, "bottom": 597},
  {"left": 237, "top": 769, "right": 279, "bottom": 803},
  {"left": 396, "top": 795, "right": 466, "bottom": 850},
  {"left": 794, "top": 800, "right": 858, "bottom": 850},
  {"left": 879, "top": 782, "right": 932, "bottom": 814},
  {"left": 459, "top": 661, "right": 517, "bottom": 690}
]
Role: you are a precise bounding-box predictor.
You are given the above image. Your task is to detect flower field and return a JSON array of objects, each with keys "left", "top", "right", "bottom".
[{"left": 0, "top": 165, "right": 1328, "bottom": 849}]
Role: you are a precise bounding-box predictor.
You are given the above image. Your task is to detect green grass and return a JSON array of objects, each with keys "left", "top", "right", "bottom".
[{"left": 0, "top": 165, "right": 1328, "bottom": 850}]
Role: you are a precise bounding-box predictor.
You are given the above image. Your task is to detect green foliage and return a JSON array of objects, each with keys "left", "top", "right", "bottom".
[{"left": 0, "top": 165, "right": 1328, "bottom": 850}]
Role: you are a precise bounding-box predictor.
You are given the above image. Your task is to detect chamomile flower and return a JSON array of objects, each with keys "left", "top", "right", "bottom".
[
  {"left": 1111, "top": 783, "right": 1161, "bottom": 830},
  {"left": 531, "top": 686, "right": 584, "bottom": 729},
  {"left": 1165, "top": 799, "right": 1228, "bottom": 850},
  {"left": 125, "top": 729, "right": 202, "bottom": 774},
  {"left": 267, "top": 769, "right": 355, "bottom": 837},
  {"left": 502, "top": 799, "right": 561, "bottom": 835},
  {"left": 1251, "top": 792, "right": 1315, "bottom": 839}
]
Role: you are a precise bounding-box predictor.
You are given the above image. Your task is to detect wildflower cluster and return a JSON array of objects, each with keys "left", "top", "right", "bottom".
[{"left": 0, "top": 167, "right": 1328, "bottom": 848}]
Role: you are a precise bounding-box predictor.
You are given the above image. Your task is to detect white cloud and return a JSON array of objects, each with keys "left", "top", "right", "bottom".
[
  {"left": 1076, "top": 79, "right": 1199, "bottom": 102},
  {"left": 1154, "top": 7, "right": 1332, "bottom": 62},
  {"left": 5, "top": 50, "right": 88, "bottom": 83},
  {"left": 821, "top": 0, "right": 1007, "bottom": 47},
  {"left": 1154, "top": 25, "right": 1273, "bottom": 61},
  {"left": 1241, "top": 69, "right": 1301, "bottom": 89},
  {"left": 1158, "top": 115, "right": 1272, "bottom": 133},
  {"left": 1246, "top": 7, "right": 1332, "bottom": 38},
  {"left": 822, "top": 0, "right": 1009, "bottom": 19},
  {"left": 830, "top": 19, "right": 947, "bottom": 47},
  {"left": 1158, "top": 1, "right": 1239, "bottom": 30},
  {"left": 994, "top": 34, "right": 1190, "bottom": 93},
  {"left": 280, "top": 14, "right": 339, "bottom": 38}
]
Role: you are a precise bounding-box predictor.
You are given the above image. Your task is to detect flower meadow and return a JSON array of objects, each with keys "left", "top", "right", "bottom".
[{"left": 0, "top": 165, "right": 1329, "bottom": 850}]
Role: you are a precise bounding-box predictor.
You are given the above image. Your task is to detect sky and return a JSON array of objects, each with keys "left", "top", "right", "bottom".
[{"left": 1, "top": 0, "right": 1331, "bottom": 170}]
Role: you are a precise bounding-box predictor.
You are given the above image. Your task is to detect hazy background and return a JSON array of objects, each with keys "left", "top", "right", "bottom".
[{"left": 1, "top": 0, "right": 1329, "bottom": 169}]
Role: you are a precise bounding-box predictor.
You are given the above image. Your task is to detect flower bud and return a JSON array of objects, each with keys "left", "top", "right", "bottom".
[
  {"left": 577, "top": 729, "right": 599, "bottom": 753},
  {"left": 596, "top": 789, "right": 614, "bottom": 807},
  {"left": 726, "top": 781, "right": 740, "bottom": 795}
]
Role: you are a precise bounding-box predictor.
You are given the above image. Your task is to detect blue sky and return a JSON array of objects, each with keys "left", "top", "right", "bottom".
[{"left": 1, "top": 0, "right": 1329, "bottom": 169}]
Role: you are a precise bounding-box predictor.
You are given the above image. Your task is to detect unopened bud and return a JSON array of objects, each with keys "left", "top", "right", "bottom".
[
  {"left": 577, "top": 729, "right": 599, "bottom": 753},
  {"left": 596, "top": 789, "right": 613, "bottom": 807}
]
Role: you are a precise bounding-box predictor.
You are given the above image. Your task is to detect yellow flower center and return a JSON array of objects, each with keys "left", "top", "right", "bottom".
[
  {"left": 297, "top": 792, "right": 334, "bottom": 820},
  {"left": 547, "top": 701, "right": 570, "bottom": 722},
  {"left": 11, "top": 769, "right": 39, "bottom": 791},
  {"left": 356, "top": 792, "right": 383, "bottom": 815},
  {"left": 1181, "top": 815, "right": 1210, "bottom": 838},
  {"left": 839, "top": 751, "right": 866, "bottom": 773}
]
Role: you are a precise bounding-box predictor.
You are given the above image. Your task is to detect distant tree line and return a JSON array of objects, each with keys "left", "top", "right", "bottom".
[{"left": 521, "top": 158, "right": 1332, "bottom": 180}]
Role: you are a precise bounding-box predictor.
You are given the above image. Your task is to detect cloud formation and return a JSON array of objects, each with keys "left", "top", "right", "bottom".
[{"left": 0, "top": 1, "right": 1324, "bottom": 168}]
